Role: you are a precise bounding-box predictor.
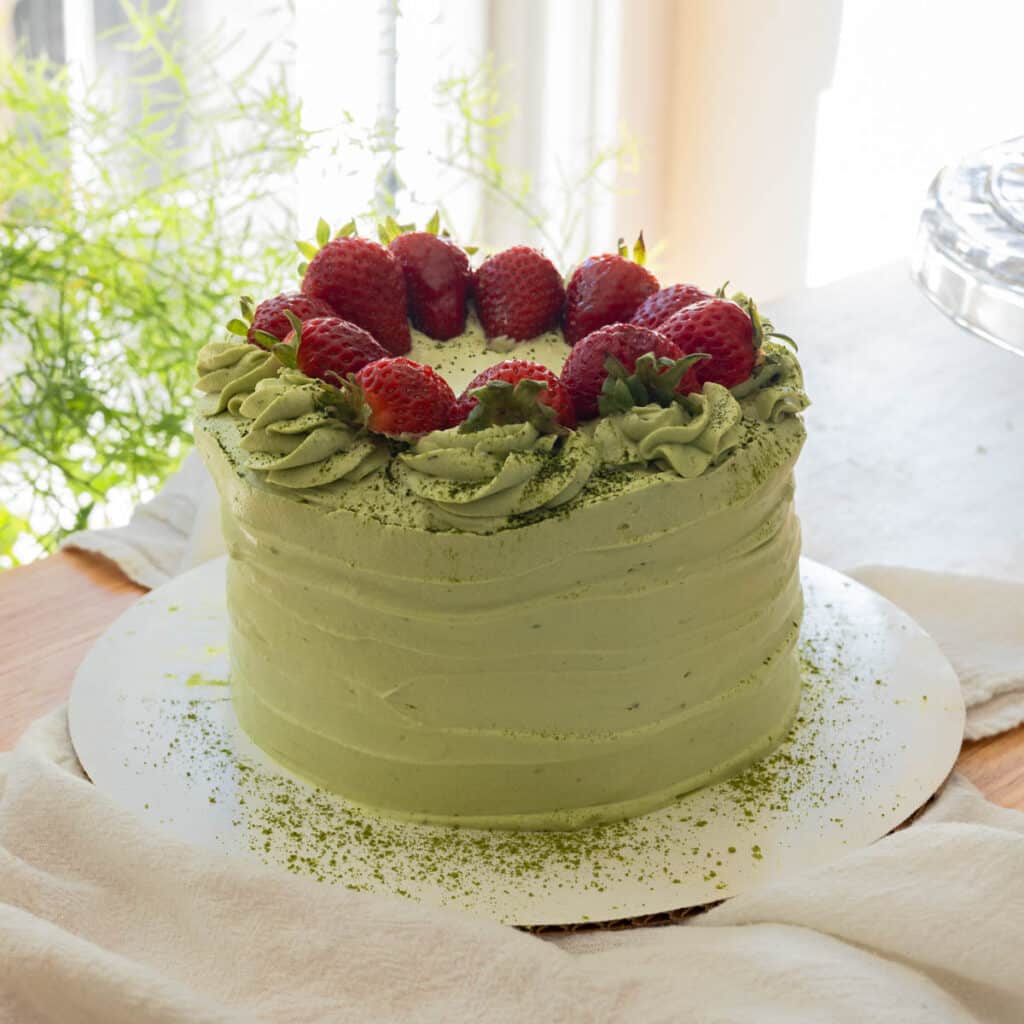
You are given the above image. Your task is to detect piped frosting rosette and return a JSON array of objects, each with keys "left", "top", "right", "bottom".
[
  {"left": 195, "top": 340, "right": 280, "bottom": 414},
  {"left": 395, "top": 422, "right": 598, "bottom": 531},
  {"left": 236, "top": 372, "right": 388, "bottom": 489},
  {"left": 593, "top": 382, "right": 743, "bottom": 478},
  {"left": 732, "top": 342, "right": 809, "bottom": 423}
]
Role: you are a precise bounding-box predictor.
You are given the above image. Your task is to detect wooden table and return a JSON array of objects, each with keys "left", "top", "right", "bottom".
[{"left": 2, "top": 548, "right": 1023, "bottom": 809}]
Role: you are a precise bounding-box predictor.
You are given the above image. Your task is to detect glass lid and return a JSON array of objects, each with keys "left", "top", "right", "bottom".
[{"left": 911, "top": 135, "right": 1024, "bottom": 356}]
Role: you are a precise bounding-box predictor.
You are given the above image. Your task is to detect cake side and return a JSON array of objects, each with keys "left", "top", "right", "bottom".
[{"left": 196, "top": 404, "right": 805, "bottom": 829}]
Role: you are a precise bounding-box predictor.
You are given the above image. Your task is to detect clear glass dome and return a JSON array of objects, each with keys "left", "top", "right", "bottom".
[{"left": 911, "top": 136, "right": 1024, "bottom": 356}]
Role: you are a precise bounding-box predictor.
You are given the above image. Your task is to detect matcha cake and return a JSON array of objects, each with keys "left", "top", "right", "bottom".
[{"left": 194, "top": 224, "right": 809, "bottom": 830}]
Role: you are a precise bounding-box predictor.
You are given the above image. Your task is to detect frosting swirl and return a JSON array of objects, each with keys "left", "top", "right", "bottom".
[
  {"left": 396, "top": 423, "right": 597, "bottom": 531},
  {"left": 732, "top": 343, "right": 809, "bottom": 423},
  {"left": 237, "top": 373, "right": 388, "bottom": 489},
  {"left": 593, "top": 382, "right": 743, "bottom": 478},
  {"left": 196, "top": 340, "right": 280, "bottom": 414}
]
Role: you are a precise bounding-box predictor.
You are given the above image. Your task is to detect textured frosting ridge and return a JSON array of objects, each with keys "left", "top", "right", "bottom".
[
  {"left": 196, "top": 340, "right": 280, "bottom": 414},
  {"left": 593, "top": 382, "right": 743, "bottom": 478},
  {"left": 733, "top": 343, "right": 809, "bottom": 423},
  {"left": 396, "top": 424, "right": 598, "bottom": 530},
  {"left": 237, "top": 374, "right": 388, "bottom": 489},
  {"left": 197, "top": 405, "right": 806, "bottom": 829}
]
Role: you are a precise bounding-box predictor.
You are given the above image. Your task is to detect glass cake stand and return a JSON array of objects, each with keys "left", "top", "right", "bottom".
[{"left": 911, "top": 135, "right": 1024, "bottom": 357}]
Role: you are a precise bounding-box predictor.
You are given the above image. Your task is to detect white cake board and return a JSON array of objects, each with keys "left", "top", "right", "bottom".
[{"left": 68, "top": 557, "right": 964, "bottom": 927}]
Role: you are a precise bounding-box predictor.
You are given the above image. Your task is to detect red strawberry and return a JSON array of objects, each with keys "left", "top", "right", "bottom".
[
  {"left": 472, "top": 246, "right": 564, "bottom": 341},
  {"left": 389, "top": 232, "right": 471, "bottom": 341},
  {"left": 247, "top": 292, "right": 336, "bottom": 345},
  {"left": 451, "top": 360, "right": 576, "bottom": 428},
  {"left": 659, "top": 298, "right": 759, "bottom": 389},
  {"left": 282, "top": 317, "right": 388, "bottom": 384},
  {"left": 301, "top": 236, "right": 411, "bottom": 355},
  {"left": 564, "top": 241, "right": 659, "bottom": 346},
  {"left": 354, "top": 357, "right": 456, "bottom": 437},
  {"left": 630, "top": 283, "right": 711, "bottom": 332},
  {"left": 561, "top": 324, "right": 686, "bottom": 420}
]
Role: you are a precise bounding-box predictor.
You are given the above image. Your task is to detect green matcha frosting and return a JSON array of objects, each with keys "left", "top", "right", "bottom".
[
  {"left": 733, "top": 343, "right": 809, "bottom": 423},
  {"left": 593, "top": 382, "right": 743, "bottom": 478},
  {"left": 237, "top": 374, "right": 388, "bottom": 489},
  {"left": 396, "top": 423, "right": 598, "bottom": 531},
  {"left": 196, "top": 340, "right": 280, "bottom": 414}
]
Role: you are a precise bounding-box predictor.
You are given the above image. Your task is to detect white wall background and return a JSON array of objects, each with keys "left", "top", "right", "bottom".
[
  {"left": 805, "top": 0, "right": 1024, "bottom": 288},
  {"left": 617, "top": 0, "right": 1024, "bottom": 298}
]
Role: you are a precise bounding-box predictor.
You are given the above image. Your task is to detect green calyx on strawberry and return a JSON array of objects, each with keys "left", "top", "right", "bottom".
[
  {"left": 384, "top": 213, "right": 475, "bottom": 342},
  {"left": 597, "top": 352, "right": 709, "bottom": 416},
  {"left": 266, "top": 311, "right": 389, "bottom": 385},
  {"left": 713, "top": 283, "right": 797, "bottom": 351},
  {"left": 459, "top": 379, "right": 567, "bottom": 436},
  {"left": 563, "top": 232, "right": 660, "bottom": 346},
  {"left": 561, "top": 323, "right": 683, "bottom": 420},
  {"left": 658, "top": 288, "right": 795, "bottom": 391},
  {"left": 315, "top": 356, "right": 456, "bottom": 439},
  {"left": 451, "top": 359, "right": 576, "bottom": 432},
  {"left": 295, "top": 217, "right": 357, "bottom": 274},
  {"left": 298, "top": 217, "right": 411, "bottom": 356},
  {"left": 226, "top": 292, "right": 336, "bottom": 346},
  {"left": 376, "top": 210, "right": 479, "bottom": 252}
]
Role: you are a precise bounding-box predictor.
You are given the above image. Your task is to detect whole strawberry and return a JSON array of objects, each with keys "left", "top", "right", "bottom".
[
  {"left": 564, "top": 235, "right": 659, "bottom": 345},
  {"left": 354, "top": 357, "right": 455, "bottom": 437},
  {"left": 451, "top": 360, "right": 576, "bottom": 428},
  {"left": 659, "top": 295, "right": 779, "bottom": 389},
  {"left": 630, "top": 283, "right": 710, "bottom": 332},
  {"left": 280, "top": 316, "right": 388, "bottom": 384},
  {"left": 561, "top": 323, "right": 686, "bottom": 420},
  {"left": 244, "top": 292, "right": 336, "bottom": 345},
  {"left": 389, "top": 232, "right": 471, "bottom": 340},
  {"left": 301, "top": 236, "right": 411, "bottom": 355},
  {"left": 472, "top": 246, "right": 564, "bottom": 341}
]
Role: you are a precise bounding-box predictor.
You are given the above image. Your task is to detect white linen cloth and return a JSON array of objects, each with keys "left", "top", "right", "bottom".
[
  {"left": 63, "top": 452, "right": 224, "bottom": 590},
  {"left": 848, "top": 567, "right": 1024, "bottom": 740},
  {"left": 2, "top": 708, "right": 1024, "bottom": 1023}
]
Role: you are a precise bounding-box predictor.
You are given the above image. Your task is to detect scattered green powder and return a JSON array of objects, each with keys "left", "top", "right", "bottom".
[
  {"left": 184, "top": 673, "right": 230, "bottom": 688},
  {"left": 127, "top": 621, "right": 891, "bottom": 923}
]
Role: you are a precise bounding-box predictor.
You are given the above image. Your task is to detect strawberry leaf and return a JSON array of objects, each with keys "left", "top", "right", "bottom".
[
  {"left": 314, "top": 374, "right": 370, "bottom": 428},
  {"left": 723, "top": 290, "right": 798, "bottom": 351},
  {"left": 616, "top": 237, "right": 628, "bottom": 259},
  {"left": 297, "top": 261, "right": 308, "bottom": 277},
  {"left": 283, "top": 309, "right": 303, "bottom": 337},
  {"left": 272, "top": 342, "right": 298, "bottom": 370},
  {"left": 315, "top": 217, "right": 330, "bottom": 248},
  {"left": 464, "top": 244, "right": 478, "bottom": 255},
  {"left": 225, "top": 318, "right": 249, "bottom": 337},
  {"left": 334, "top": 219, "right": 357, "bottom": 238},
  {"left": 425, "top": 210, "right": 440, "bottom": 235},
  {"left": 633, "top": 231, "right": 647, "bottom": 266},
  {"left": 239, "top": 295, "right": 255, "bottom": 322},
  {"left": 296, "top": 240, "right": 319, "bottom": 260},
  {"left": 597, "top": 352, "right": 708, "bottom": 415},
  {"left": 250, "top": 329, "right": 282, "bottom": 352},
  {"left": 459, "top": 378, "right": 566, "bottom": 436}
]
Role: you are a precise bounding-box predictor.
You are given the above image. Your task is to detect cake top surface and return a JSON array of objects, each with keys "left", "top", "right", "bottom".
[{"left": 195, "top": 218, "right": 809, "bottom": 533}]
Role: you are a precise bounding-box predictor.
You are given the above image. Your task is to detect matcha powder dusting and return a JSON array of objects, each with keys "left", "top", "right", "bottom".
[{"left": 129, "top": 620, "right": 891, "bottom": 924}]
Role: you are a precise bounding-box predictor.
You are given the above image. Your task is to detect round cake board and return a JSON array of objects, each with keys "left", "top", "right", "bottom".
[{"left": 68, "top": 557, "right": 964, "bottom": 928}]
